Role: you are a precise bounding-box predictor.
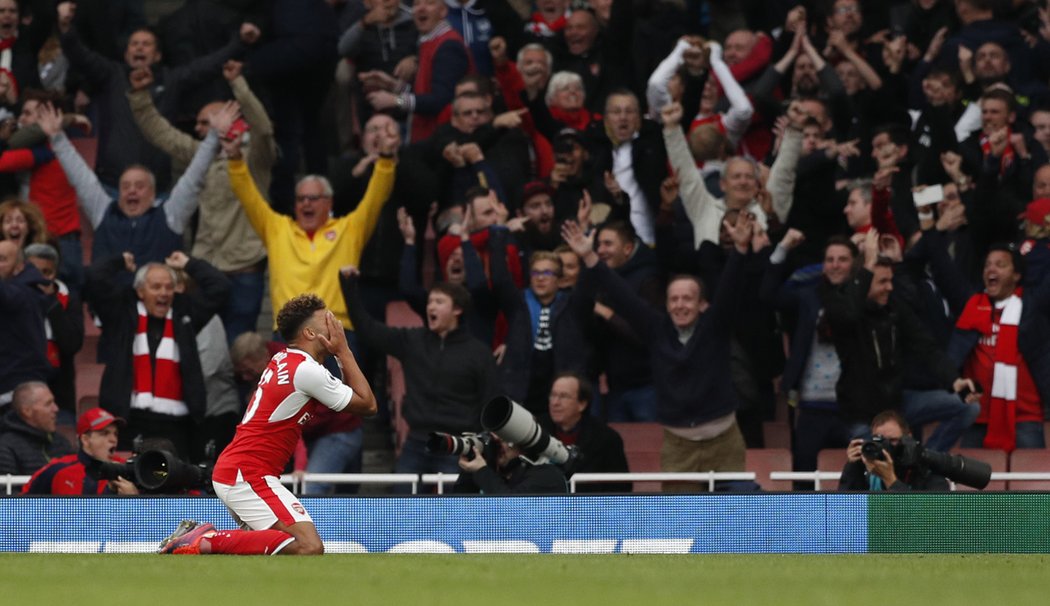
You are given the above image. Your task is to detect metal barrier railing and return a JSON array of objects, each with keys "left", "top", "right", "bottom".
[{"left": 7, "top": 471, "right": 1050, "bottom": 495}]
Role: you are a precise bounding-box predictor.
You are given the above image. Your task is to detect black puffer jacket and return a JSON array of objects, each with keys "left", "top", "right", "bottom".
[{"left": 0, "top": 409, "right": 74, "bottom": 476}]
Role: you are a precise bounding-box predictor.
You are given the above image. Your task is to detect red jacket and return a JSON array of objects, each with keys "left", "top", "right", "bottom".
[
  {"left": 22, "top": 451, "right": 127, "bottom": 495},
  {"left": 0, "top": 147, "right": 79, "bottom": 236}
]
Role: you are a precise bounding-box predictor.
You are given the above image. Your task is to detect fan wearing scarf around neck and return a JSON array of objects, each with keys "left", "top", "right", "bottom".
[
  {"left": 89, "top": 250, "right": 230, "bottom": 460},
  {"left": 952, "top": 244, "right": 1050, "bottom": 452}
]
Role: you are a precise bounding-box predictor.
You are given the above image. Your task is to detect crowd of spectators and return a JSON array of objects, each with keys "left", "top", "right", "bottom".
[{"left": 2, "top": 0, "right": 1050, "bottom": 493}]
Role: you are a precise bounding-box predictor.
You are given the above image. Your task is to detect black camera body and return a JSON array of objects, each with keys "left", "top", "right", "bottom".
[
  {"left": 860, "top": 435, "right": 991, "bottom": 489},
  {"left": 426, "top": 432, "right": 493, "bottom": 460},
  {"left": 91, "top": 450, "right": 214, "bottom": 494}
]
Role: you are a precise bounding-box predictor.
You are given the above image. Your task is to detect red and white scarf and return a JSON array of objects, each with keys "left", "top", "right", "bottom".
[
  {"left": 956, "top": 290, "right": 1022, "bottom": 451},
  {"left": 526, "top": 10, "right": 569, "bottom": 37},
  {"left": 0, "top": 35, "right": 18, "bottom": 100},
  {"left": 44, "top": 280, "right": 70, "bottom": 368},
  {"left": 979, "top": 127, "right": 1016, "bottom": 177},
  {"left": 132, "top": 301, "right": 188, "bottom": 416}
]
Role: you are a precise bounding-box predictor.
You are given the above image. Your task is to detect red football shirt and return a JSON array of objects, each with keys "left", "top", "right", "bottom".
[{"left": 212, "top": 349, "right": 353, "bottom": 483}]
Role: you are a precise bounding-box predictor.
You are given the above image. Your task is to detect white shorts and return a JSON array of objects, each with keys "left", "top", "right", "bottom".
[{"left": 212, "top": 470, "right": 313, "bottom": 531}]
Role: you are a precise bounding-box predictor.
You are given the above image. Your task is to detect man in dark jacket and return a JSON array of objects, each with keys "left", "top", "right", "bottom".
[
  {"left": 58, "top": 2, "right": 251, "bottom": 191},
  {"left": 760, "top": 232, "right": 855, "bottom": 478},
  {"left": 25, "top": 243, "right": 83, "bottom": 418},
  {"left": 342, "top": 269, "right": 499, "bottom": 480},
  {"left": 542, "top": 372, "right": 629, "bottom": 493},
  {"left": 492, "top": 231, "right": 593, "bottom": 417},
  {"left": 0, "top": 241, "right": 51, "bottom": 406},
  {"left": 21, "top": 407, "right": 138, "bottom": 495},
  {"left": 563, "top": 214, "right": 757, "bottom": 491},
  {"left": 0, "top": 382, "right": 73, "bottom": 475},
  {"left": 588, "top": 221, "right": 662, "bottom": 422},
  {"left": 85, "top": 251, "right": 230, "bottom": 461},
  {"left": 583, "top": 90, "right": 668, "bottom": 247},
  {"left": 821, "top": 231, "right": 977, "bottom": 442},
  {"left": 839, "top": 410, "right": 949, "bottom": 491},
  {"left": 453, "top": 434, "right": 567, "bottom": 494}
]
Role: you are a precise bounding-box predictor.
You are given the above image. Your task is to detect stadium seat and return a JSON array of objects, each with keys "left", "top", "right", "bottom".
[
  {"left": 609, "top": 422, "right": 663, "bottom": 492},
  {"left": 950, "top": 448, "right": 1007, "bottom": 491},
  {"left": 1007, "top": 449, "right": 1050, "bottom": 490},
  {"left": 816, "top": 449, "right": 848, "bottom": 491},
  {"left": 762, "top": 421, "right": 791, "bottom": 450},
  {"left": 76, "top": 395, "right": 99, "bottom": 418},
  {"left": 385, "top": 301, "right": 422, "bottom": 455},
  {"left": 746, "top": 448, "right": 792, "bottom": 491}
]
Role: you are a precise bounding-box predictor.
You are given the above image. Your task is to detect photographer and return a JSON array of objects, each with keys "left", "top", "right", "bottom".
[
  {"left": 839, "top": 411, "right": 948, "bottom": 492},
  {"left": 22, "top": 408, "right": 138, "bottom": 495},
  {"left": 453, "top": 435, "right": 568, "bottom": 495}
]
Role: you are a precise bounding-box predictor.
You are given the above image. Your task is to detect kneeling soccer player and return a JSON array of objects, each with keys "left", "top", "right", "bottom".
[{"left": 158, "top": 294, "right": 377, "bottom": 555}]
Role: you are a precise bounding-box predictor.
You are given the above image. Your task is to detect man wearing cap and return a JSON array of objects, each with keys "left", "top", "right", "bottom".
[
  {"left": 21, "top": 408, "right": 139, "bottom": 495},
  {"left": 0, "top": 382, "right": 73, "bottom": 475}
]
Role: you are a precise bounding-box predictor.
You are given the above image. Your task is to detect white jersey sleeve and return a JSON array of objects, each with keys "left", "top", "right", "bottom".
[{"left": 293, "top": 360, "right": 353, "bottom": 412}]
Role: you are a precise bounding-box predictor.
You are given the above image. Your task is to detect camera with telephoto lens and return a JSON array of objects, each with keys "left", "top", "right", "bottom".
[
  {"left": 90, "top": 439, "right": 215, "bottom": 494},
  {"left": 426, "top": 431, "right": 492, "bottom": 460},
  {"left": 481, "top": 396, "right": 578, "bottom": 471},
  {"left": 860, "top": 435, "right": 992, "bottom": 489}
]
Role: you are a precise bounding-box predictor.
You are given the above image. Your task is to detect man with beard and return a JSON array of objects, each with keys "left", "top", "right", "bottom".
[
  {"left": 510, "top": 181, "right": 560, "bottom": 256},
  {"left": 752, "top": 29, "right": 850, "bottom": 141}
]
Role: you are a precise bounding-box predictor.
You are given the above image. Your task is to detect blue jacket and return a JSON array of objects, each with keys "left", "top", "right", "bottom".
[
  {"left": 92, "top": 204, "right": 185, "bottom": 269},
  {"left": 445, "top": 0, "right": 494, "bottom": 76}
]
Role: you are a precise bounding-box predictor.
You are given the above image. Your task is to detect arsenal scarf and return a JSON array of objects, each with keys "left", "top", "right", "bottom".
[
  {"left": 44, "top": 280, "right": 70, "bottom": 367},
  {"left": 0, "top": 35, "right": 18, "bottom": 100},
  {"left": 956, "top": 290, "right": 1022, "bottom": 451},
  {"left": 979, "top": 127, "right": 1016, "bottom": 177},
  {"left": 550, "top": 107, "right": 593, "bottom": 131},
  {"left": 131, "top": 301, "right": 188, "bottom": 416},
  {"left": 526, "top": 10, "right": 569, "bottom": 37}
]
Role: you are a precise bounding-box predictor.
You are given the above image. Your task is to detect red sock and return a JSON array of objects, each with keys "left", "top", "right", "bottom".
[{"left": 205, "top": 529, "right": 296, "bottom": 555}]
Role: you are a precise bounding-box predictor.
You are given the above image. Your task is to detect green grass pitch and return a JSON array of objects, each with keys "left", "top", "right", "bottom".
[{"left": 2, "top": 553, "right": 1049, "bottom": 605}]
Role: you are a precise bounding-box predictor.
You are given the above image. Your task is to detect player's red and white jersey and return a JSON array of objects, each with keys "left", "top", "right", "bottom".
[{"left": 212, "top": 348, "right": 353, "bottom": 482}]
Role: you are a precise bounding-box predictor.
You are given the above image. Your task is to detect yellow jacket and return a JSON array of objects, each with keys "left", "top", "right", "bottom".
[{"left": 228, "top": 157, "right": 396, "bottom": 329}]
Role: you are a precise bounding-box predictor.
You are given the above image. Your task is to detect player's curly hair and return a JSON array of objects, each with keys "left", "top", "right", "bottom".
[{"left": 276, "top": 294, "right": 326, "bottom": 343}]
